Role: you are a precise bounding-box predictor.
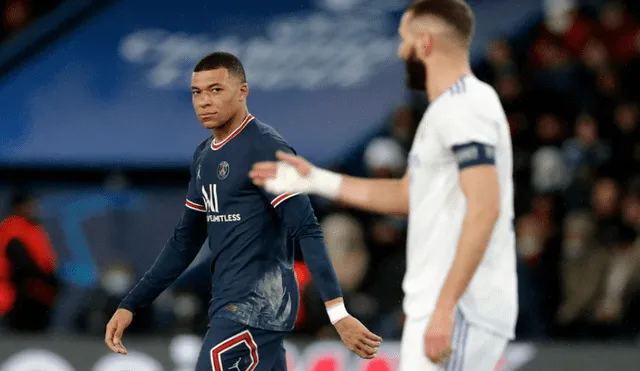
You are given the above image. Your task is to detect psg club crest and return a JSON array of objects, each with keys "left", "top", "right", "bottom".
[{"left": 217, "top": 161, "right": 230, "bottom": 180}]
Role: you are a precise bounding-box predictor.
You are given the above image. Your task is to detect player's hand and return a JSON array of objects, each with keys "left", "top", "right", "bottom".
[
  {"left": 249, "top": 151, "right": 312, "bottom": 192},
  {"left": 424, "top": 307, "right": 455, "bottom": 364},
  {"left": 105, "top": 308, "right": 133, "bottom": 354},
  {"left": 334, "top": 315, "right": 383, "bottom": 359}
]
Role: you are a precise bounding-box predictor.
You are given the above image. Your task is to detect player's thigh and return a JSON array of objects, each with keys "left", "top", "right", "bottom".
[
  {"left": 195, "top": 318, "right": 287, "bottom": 371},
  {"left": 446, "top": 317, "right": 508, "bottom": 371},
  {"left": 399, "top": 316, "right": 442, "bottom": 371}
]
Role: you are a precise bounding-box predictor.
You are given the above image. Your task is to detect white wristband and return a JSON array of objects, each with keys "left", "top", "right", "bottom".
[
  {"left": 327, "top": 302, "right": 350, "bottom": 325},
  {"left": 310, "top": 167, "right": 343, "bottom": 200}
]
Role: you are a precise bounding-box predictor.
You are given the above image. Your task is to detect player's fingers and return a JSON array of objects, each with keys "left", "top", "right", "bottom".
[
  {"left": 113, "top": 323, "right": 128, "bottom": 354},
  {"left": 433, "top": 348, "right": 452, "bottom": 365},
  {"left": 365, "top": 330, "right": 383, "bottom": 343},
  {"left": 355, "top": 345, "right": 376, "bottom": 359},
  {"left": 276, "top": 152, "right": 311, "bottom": 174},
  {"left": 248, "top": 170, "right": 266, "bottom": 182},
  {"left": 439, "top": 347, "right": 453, "bottom": 364},
  {"left": 360, "top": 337, "right": 380, "bottom": 349},
  {"left": 114, "top": 339, "right": 127, "bottom": 354},
  {"left": 251, "top": 162, "right": 277, "bottom": 174},
  {"left": 248, "top": 168, "right": 277, "bottom": 183},
  {"left": 356, "top": 342, "right": 378, "bottom": 357},
  {"left": 275, "top": 151, "right": 302, "bottom": 165},
  {"left": 104, "top": 323, "right": 119, "bottom": 353},
  {"left": 424, "top": 336, "right": 436, "bottom": 361},
  {"left": 250, "top": 176, "right": 265, "bottom": 186},
  {"left": 350, "top": 344, "right": 367, "bottom": 359},
  {"left": 426, "top": 337, "right": 448, "bottom": 363}
]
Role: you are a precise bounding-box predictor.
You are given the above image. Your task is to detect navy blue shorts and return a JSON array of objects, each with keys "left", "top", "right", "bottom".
[{"left": 195, "top": 317, "right": 288, "bottom": 371}]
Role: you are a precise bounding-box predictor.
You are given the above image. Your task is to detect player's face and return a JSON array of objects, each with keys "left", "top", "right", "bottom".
[
  {"left": 191, "top": 68, "right": 248, "bottom": 130},
  {"left": 398, "top": 13, "right": 428, "bottom": 91}
]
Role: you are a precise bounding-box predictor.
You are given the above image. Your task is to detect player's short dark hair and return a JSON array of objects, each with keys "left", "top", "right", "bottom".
[
  {"left": 408, "top": 0, "right": 475, "bottom": 46},
  {"left": 193, "top": 52, "right": 247, "bottom": 83}
]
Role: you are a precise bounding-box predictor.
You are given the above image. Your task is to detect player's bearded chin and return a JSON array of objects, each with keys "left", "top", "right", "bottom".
[{"left": 405, "top": 49, "right": 427, "bottom": 91}]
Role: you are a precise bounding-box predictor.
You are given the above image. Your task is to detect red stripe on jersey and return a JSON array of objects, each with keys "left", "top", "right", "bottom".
[
  {"left": 271, "top": 192, "right": 300, "bottom": 207},
  {"left": 210, "top": 114, "right": 254, "bottom": 150},
  {"left": 185, "top": 199, "right": 206, "bottom": 212},
  {"left": 210, "top": 330, "right": 259, "bottom": 371}
]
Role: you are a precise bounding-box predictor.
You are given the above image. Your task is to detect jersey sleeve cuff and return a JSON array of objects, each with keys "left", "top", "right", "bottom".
[
  {"left": 451, "top": 142, "right": 496, "bottom": 170},
  {"left": 185, "top": 199, "right": 206, "bottom": 212},
  {"left": 271, "top": 192, "right": 300, "bottom": 208}
]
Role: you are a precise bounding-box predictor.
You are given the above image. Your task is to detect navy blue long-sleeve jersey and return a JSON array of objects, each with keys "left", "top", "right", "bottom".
[{"left": 119, "top": 114, "right": 342, "bottom": 332}]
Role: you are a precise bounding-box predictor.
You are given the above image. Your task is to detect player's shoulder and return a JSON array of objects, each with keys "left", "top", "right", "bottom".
[
  {"left": 254, "top": 119, "right": 290, "bottom": 147},
  {"left": 437, "top": 75, "right": 499, "bottom": 108},
  {"left": 191, "top": 136, "right": 213, "bottom": 161},
  {"left": 195, "top": 136, "right": 212, "bottom": 151},
  {"left": 430, "top": 75, "right": 503, "bottom": 124},
  {"left": 247, "top": 118, "right": 294, "bottom": 154}
]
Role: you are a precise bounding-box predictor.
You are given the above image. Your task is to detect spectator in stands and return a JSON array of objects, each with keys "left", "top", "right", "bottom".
[
  {"left": 363, "top": 137, "right": 406, "bottom": 179},
  {"left": 475, "top": 39, "right": 518, "bottom": 86},
  {"left": 597, "top": 1, "right": 640, "bottom": 64},
  {"left": 171, "top": 289, "right": 206, "bottom": 334},
  {"left": 536, "top": 113, "right": 568, "bottom": 148},
  {"left": 621, "top": 31, "right": 640, "bottom": 98},
  {"left": 621, "top": 180, "right": 640, "bottom": 230},
  {"left": 591, "top": 178, "right": 627, "bottom": 249},
  {"left": 515, "top": 214, "right": 550, "bottom": 339},
  {"left": 576, "top": 177, "right": 637, "bottom": 339},
  {"left": 0, "top": 191, "right": 59, "bottom": 332},
  {"left": 531, "top": 147, "right": 569, "bottom": 195},
  {"left": 1, "top": 0, "right": 65, "bottom": 41},
  {"left": 562, "top": 114, "right": 610, "bottom": 210},
  {"left": 590, "top": 66, "right": 623, "bottom": 128},
  {"left": 580, "top": 38, "right": 610, "bottom": 74},
  {"left": 75, "top": 263, "right": 156, "bottom": 335},
  {"left": 555, "top": 212, "right": 609, "bottom": 339},
  {"left": 1, "top": 0, "right": 31, "bottom": 40},
  {"left": 292, "top": 257, "right": 311, "bottom": 330},
  {"left": 608, "top": 101, "right": 640, "bottom": 181}
]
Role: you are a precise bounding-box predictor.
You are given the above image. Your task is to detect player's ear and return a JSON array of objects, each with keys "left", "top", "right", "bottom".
[
  {"left": 239, "top": 82, "right": 249, "bottom": 101},
  {"left": 417, "top": 31, "right": 433, "bottom": 59}
]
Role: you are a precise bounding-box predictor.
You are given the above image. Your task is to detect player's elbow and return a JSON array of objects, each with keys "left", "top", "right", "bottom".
[
  {"left": 292, "top": 220, "right": 324, "bottom": 241},
  {"left": 396, "top": 199, "right": 410, "bottom": 217},
  {"left": 396, "top": 177, "right": 410, "bottom": 216},
  {"left": 467, "top": 198, "right": 500, "bottom": 224}
]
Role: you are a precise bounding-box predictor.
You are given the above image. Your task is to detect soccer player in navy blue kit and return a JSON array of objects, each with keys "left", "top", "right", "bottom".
[{"left": 104, "top": 52, "right": 382, "bottom": 370}]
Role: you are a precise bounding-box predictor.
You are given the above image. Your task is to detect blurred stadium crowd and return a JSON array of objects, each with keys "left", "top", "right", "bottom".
[
  {"left": 1, "top": 0, "right": 640, "bottom": 345},
  {"left": 329, "top": 0, "right": 640, "bottom": 342}
]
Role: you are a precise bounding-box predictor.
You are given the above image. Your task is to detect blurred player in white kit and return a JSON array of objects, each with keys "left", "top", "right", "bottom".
[{"left": 249, "top": 0, "right": 517, "bottom": 370}]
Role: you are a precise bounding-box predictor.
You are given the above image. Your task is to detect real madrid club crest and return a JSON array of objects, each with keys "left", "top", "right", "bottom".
[{"left": 217, "top": 161, "right": 230, "bottom": 180}]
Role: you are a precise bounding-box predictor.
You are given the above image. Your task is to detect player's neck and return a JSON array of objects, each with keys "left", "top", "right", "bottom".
[
  {"left": 212, "top": 108, "right": 249, "bottom": 143},
  {"left": 426, "top": 54, "right": 472, "bottom": 102}
]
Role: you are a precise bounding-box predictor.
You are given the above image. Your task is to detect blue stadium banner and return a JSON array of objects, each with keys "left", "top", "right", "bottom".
[{"left": 0, "top": 0, "right": 409, "bottom": 168}]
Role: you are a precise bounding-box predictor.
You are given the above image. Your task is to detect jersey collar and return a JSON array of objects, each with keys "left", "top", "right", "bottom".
[{"left": 210, "top": 113, "right": 255, "bottom": 151}]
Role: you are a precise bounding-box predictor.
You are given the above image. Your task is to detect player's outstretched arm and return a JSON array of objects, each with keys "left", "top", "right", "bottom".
[
  {"left": 105, "top": 208, "right": 207, "bottom": 354},
  {"left": 250, "top": 151, "right": 409, "bottom": 216}
]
